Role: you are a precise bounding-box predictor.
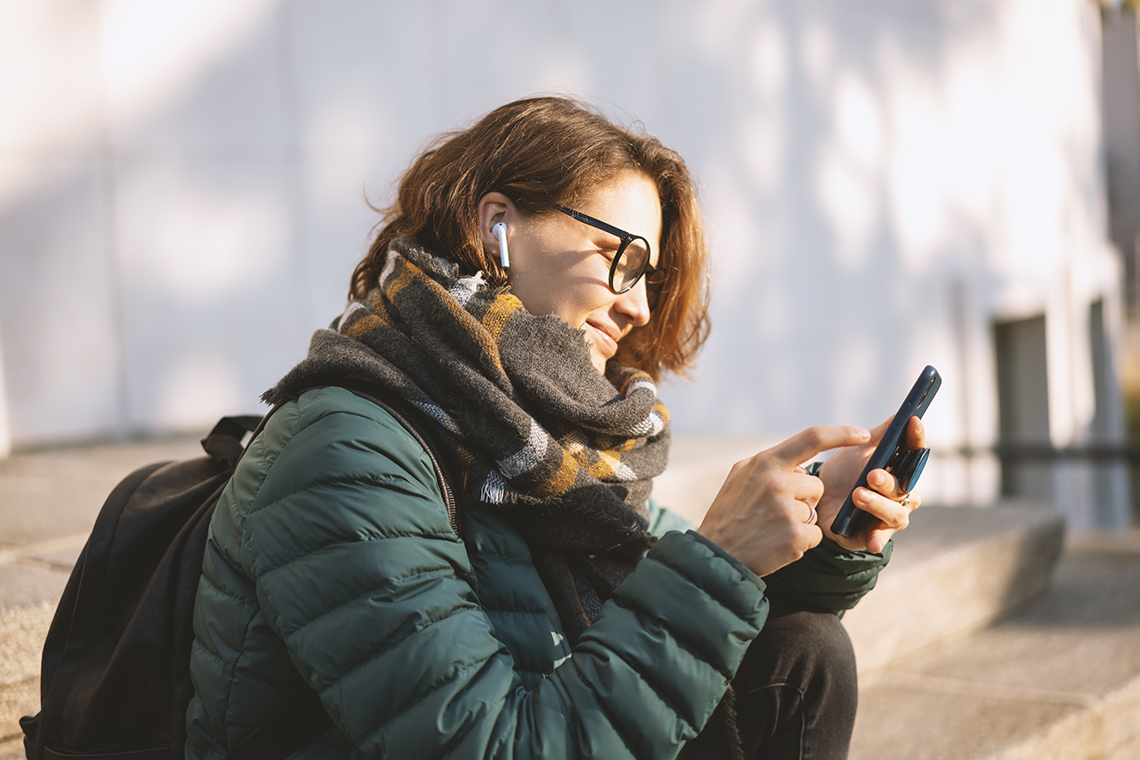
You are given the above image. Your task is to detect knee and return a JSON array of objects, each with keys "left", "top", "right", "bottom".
[
  {"left": 780, "top": 610, "right": 855, "bottom": 668},
  {"left": 748, "top": 610, "right": 858, "bottom": 697},
  {"left": 732, "top": 610, "right": 860, "bottom": 756}
]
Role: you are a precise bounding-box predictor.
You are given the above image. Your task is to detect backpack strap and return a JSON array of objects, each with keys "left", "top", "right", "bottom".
[{"left": 200, "top": 415, "right": 262, "bottom": 466}]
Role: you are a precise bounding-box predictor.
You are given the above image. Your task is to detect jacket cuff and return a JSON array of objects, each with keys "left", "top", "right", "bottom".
[{"left": 763, "top": 536, "right": 892, "bottom": 615}]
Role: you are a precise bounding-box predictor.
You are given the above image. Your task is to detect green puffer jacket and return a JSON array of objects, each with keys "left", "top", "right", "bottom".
[{"left": 185, "top": 387, "right": 889, "bottom": 759}]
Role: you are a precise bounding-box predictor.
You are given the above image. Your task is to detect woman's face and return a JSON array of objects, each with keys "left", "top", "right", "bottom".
[{"left": 479, "top": 172, "right": 663, "bottom": 374}]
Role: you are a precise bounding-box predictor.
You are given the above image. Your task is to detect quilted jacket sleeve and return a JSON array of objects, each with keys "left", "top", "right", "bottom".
[
  {"left": 762, "top": 537, "right": 892, "bottom": 615},
  {"left": 236, "top": 389, "right": 769, "bottom": 759}
]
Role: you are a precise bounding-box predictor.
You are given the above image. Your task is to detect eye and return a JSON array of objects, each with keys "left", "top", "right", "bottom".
[
  {"left": 593, "top": 242, "right": 620, "bottom": 268},
  {"left": 595, "top": 238, "right": 620, "bottom": 256}
]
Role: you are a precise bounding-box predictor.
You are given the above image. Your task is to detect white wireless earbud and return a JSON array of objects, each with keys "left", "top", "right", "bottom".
[{"left": 492, "top": 222, "right": 509, "bottom": 268}]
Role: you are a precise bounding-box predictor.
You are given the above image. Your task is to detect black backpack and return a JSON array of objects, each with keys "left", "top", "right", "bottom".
[{"left": 20, "top": 387, "right": 457, "bottom": 760}]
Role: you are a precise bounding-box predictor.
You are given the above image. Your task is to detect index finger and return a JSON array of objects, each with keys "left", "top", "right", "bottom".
[{"left": 767, "top": 425, "right": 871, "bottom": 469}]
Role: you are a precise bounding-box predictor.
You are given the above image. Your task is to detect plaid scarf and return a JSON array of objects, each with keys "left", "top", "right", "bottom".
[{"left": 264, "top": 237, "right": 671, "bottom": 640}]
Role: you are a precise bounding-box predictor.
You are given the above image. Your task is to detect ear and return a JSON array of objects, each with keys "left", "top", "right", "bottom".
[{"left": 476, "top": 192, "right": 516, "bottom": 255}]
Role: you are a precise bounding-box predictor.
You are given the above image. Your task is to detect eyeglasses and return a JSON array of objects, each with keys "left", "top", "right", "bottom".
[{"left": 555, "top": 205, "right": 665, "bottom": 294}]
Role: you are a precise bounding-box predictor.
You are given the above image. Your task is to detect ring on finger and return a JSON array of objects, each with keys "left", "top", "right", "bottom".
[
  {"left": 901, "top": 495, "right": 912, "bottom": 507},
  {"left": 800, "top": 499, "right": 817, "bottom": 524}
]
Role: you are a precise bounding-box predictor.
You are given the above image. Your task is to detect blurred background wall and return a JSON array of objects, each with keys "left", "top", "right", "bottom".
[{"left": 0, "top": 0, "right": 1133, "bottom": 528}]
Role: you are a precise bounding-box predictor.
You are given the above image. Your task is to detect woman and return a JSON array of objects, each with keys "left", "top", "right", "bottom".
[{"left": 185, "top": 96, "right": 922, "bottom": 759}]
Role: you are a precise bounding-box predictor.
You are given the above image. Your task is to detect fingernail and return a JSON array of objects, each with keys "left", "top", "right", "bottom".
[{"left": 868, "top": 471, "right": 884, "bottom": 487}]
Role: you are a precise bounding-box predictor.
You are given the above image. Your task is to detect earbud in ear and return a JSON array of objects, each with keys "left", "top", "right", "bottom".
[{"left": 492, "top": 222, "right": 509, "bottom": 268}]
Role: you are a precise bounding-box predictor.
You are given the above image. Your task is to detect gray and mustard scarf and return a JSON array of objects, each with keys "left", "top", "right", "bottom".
[{"left": 264, "top": 236, "right": 671, "bottom": 641}]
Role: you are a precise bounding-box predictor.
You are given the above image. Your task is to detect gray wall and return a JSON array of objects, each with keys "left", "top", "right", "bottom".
[{"left": 0, "top": 0, "right": 1128, "bottom": 524}]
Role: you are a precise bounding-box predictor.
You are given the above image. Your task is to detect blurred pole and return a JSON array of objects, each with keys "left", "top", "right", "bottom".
[
  {"left": 0, "top": 321, "right": 10, "bottom": 459},
  {"left": 952, "top": 278, "right": 974, "bottom": 504},
  {"left": 1102, "top": 4, "right": 1140, "bottom": 523},
  {"left": 1103, "top": 6, "right": 1140, "bottom": 320}
]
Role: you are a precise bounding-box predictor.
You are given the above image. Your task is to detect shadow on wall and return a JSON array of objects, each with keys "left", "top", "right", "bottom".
[
  {"left": 2, "top": 2, "right": 375, "bottom": 444},
  {"left": 1, "top": 0, "right": 638, "bottom": 445},
  {"left": 0, "top": 0, "right": 1108, "bottom": 469},
  {"left": 668, "top": 0, "right": 1102, "bottom": 438}
]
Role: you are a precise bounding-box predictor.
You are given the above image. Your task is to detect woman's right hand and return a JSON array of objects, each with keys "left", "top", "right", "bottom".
[{"left": 697, "top": 425, "right": 871, "bottom": 577}]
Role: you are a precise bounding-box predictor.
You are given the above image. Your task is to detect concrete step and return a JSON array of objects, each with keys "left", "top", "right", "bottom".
[
  {"left": 841, "top": 501, "right": 1066, "bottom": 675},
  {"left": 0, "top": 435, "right": 1110, "bottom": 759},
  {"left": 849, "top": 529, "right": 1140, "bottom": 760},
  {"left": 0, "top": 738, "right": 21, "bottom": 759},
  {"left": 0, "top": 538, "right": 79, "bottom": 751},
  {"left": 0, "top": 437, "right": 204, "bottom": 547},
  {"left": 1, "top": 519, "right": 1123, "bottom": 760}
]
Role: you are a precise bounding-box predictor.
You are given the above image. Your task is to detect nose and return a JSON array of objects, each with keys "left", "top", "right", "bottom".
[{"left": 614, "top": 277, "right": 651, "bottom": 328}]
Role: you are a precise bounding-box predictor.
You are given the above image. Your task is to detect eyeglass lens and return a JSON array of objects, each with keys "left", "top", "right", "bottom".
[{"left": 613, "top": 239, "right": 651, "bottom": 293}]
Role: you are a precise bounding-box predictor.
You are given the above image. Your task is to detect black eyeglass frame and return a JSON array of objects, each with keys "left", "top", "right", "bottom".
[{"left": 554, "top": 205, "right": 659, "bottom": 294}]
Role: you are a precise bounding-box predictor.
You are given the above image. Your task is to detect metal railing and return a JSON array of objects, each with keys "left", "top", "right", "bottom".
[{"left": 943, "top": 443, "right": 1140, "bottom": 462}]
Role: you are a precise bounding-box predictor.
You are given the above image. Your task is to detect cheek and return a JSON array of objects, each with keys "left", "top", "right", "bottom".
[
  {"left": 512, "top": 280, "right": 564, "bottom": 322},
  {"left": 506, "top": 260, "right": 555, "bottom": 314},
  {"left": 503, "top": 224, "right": 619, "bottom": 327},
  {"left": 510, "top": 266, "right": 610, "bottom": 327},
  {"left": 538, "top": 292, "right": 592, "bottom": 328},
  {"left": 564, "top": 283, "right": 617, "bottom": 323}
]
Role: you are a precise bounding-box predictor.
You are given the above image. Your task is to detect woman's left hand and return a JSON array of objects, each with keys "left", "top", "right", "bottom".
[{"left": 815, "top": 415, "right": 926, "bottom": 554}]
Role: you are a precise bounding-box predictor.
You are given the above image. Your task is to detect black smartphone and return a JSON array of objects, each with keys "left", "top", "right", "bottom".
[{"left": 830, "top": 365, "right": 941, "bottom": 539}]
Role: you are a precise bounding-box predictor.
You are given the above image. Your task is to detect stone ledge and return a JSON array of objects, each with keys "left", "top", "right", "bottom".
[
  {"left": 850, "top": 533, "right": 1140, "bottom": 760},
  {"left": 0, "top": 679, "right": 35, "bottom": 750},
  {"left": 842, "top": 502, "right": 1066, "bottom": 675},
  {"left": 0, "top": 603, "right": 54, "bottom": 688}
]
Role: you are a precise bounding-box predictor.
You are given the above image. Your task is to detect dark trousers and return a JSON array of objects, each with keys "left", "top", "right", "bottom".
[{"left": 678, "top": 606, "right": 859, "bottom": 760}]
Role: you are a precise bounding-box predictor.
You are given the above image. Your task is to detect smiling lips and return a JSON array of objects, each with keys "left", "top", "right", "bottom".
[{"left": 586, "top": 320, "right": 622, "bottom": 358}]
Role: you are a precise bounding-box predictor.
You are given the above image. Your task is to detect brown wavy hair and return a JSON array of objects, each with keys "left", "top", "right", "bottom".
[{"left": 351, "top": 96, "right": 710, "bottom": 380}]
